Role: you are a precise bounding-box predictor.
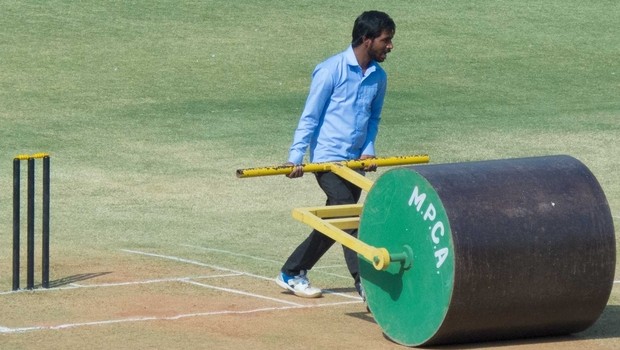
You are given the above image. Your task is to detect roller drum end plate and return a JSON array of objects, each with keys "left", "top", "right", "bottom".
[{"left": 360, "top": 169, "right": 454, "bottom": 346}]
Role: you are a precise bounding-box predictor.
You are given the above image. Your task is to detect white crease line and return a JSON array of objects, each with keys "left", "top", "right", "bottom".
[
  {"left": 314, "top": 270, "right": 355, "bottom": 279},
  {"left": 65, "top": 272, "right": 358, "bottom": 302},
  {"left": 181, "top": 244, "right": 282, "bottom": 264},
  {"left": 0, "top": 275, "right": 243, "bottom": 295},
  {"left": 0, "top": 325, "right": 42, "bottom": 333},
  {"left": 121, "top": 249, "right": 273, "bottom": 282},
  {"left": 122, "top": 249, "right": 360, "bottom": 302},
  {"left": 183, "top": 280, "right": 302, "bottom": 306},
  {"left": 196, "top": 273, "right": 244, "bottom": 279},
  {"left": 70, "top": 274, "right": 242, "bottom": 288},
  {"left": 0, "top": 285, "right": 80, "bottom": 296},
  {"left": 323, "top": 290, "right": 363, "bottom": 300},
  {"left": 313, "top": 265, "right": 346, "bottom": 269},
  {"left": 181, "top": 244, "right": 351, "bottom": 279},
  {"left": 122, "top": 249, "right": 362, "bottom": 300},
  {"left": 0, "top": 300, "right": 361, "bottom": 334}
]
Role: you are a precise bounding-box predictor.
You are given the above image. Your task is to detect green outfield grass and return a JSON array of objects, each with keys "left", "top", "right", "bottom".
[{"left": 0, "top": 0, "right": 618, "bottom": 347}]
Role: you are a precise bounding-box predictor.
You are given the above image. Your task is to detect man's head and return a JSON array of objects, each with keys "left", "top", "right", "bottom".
[
  {"left": 351, "top": 11, "right": 395, "bottom": 47},
  {"left": 351, "top": 11, "right": 395, "bottom": 63}
]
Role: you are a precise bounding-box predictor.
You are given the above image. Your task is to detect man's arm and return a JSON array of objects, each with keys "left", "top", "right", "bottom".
[{"left": 287, "top": 66, "right": 334, "bottom": 176}]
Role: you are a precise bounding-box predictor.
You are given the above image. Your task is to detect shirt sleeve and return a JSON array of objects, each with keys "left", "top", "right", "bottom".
[
  {"left": 288, "top": 66, "right": 334, "bottom": 164},
  {"left": 361, "top": 77, "right": 386, "bottom": 156}
]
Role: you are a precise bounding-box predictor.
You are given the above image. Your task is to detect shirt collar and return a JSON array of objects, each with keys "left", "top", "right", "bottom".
[{"left": 345, "top": 45, "right": 377, "bottom": 75}]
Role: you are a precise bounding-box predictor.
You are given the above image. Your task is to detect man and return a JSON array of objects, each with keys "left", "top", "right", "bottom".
[{"left": 275, "top": 11, "right": 395, "bottom": 300}]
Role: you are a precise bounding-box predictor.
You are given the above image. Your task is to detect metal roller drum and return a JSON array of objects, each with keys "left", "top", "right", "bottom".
[{"left": 359, "top": 155, "right": 616, "bottom": 346}]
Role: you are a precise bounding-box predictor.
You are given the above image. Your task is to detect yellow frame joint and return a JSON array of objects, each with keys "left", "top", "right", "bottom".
[{"left": 292, "top": 205, "right": 391, "bottom": 270}]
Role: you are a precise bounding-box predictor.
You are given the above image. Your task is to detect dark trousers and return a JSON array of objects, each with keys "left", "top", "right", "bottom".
[{"left": 281, "top": 171, "right": 362, "bottom": 285}]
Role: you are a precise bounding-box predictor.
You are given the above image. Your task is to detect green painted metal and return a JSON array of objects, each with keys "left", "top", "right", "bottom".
[{"left": 359, "top": 168, "right": 454, "bottom": 346}]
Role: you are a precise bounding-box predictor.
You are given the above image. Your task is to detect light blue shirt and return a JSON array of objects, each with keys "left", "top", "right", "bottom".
[{"left": 288, "top": 45, "right": 387, "bottom": 165}]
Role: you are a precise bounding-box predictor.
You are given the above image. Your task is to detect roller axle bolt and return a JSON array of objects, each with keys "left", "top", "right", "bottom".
[{"left": 389, "top": 245, "right": 414, "bottom": 270}]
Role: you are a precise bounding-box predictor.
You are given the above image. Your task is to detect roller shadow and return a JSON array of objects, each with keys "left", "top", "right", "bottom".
[
  {"left": 395, "top": 305, "right": 620, "bottom": 349},
  {"left": 574, "top": 304, "right": 620, "bottom": 339},
  {"left": 344, "top": 259, "right": 404, "bottom": 323},
  {"left": 358, "top": 259, "right": 405, "bottom": 301},
  {"left": 346, "top": 311, "right": 375, "bottom": 324},
  {"left": 323, "top": 287, "right": 356, "bottom": 294}
]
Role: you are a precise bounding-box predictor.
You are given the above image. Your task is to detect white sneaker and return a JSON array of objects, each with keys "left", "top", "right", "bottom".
[{"left": 276, "top": 270, "right": 322, "bottom": 298}]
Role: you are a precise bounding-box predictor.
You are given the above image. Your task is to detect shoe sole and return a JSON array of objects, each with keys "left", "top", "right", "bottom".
[{"left": 275, "top": 277, "right": 322, "bottom": 298}]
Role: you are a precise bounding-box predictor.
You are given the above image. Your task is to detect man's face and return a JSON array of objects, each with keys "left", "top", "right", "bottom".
[{"left": 367, "top": 30, "right": 394, "bottom": 62}]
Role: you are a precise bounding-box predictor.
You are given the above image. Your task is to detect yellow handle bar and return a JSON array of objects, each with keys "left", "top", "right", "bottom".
[{"left": 236, "top": 154, "right": 430, "bottom": 178}]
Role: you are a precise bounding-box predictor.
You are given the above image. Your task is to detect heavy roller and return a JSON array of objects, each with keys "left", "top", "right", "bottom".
[{"left": 237, "top": 154, "right": 616, "bottom": 347}]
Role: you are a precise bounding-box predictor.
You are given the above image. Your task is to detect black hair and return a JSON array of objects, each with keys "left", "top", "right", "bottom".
[{"left": 351, "top": 11, "right": 395, "bottom": 47}]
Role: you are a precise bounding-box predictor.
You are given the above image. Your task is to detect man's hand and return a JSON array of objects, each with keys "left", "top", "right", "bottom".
[
  {"left": 285, "top": 162, "right": 304, "bottom": 178},
  {"left": 360, "top": 154, "right": 377, "bottom": 172}
]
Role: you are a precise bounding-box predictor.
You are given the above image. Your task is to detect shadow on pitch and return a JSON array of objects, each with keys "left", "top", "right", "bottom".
[
  {"left": 441, "top": 305, "right": 620, "bottom": 347},
  {"left": 347, "top": 305, "right": 620, "bottom": 349},
  {"left": 44, "top": 272, "right": 112, "bottom": 288},
  {"left": 323, "top": 287, "right": 356, "bottom": 294},
  {"left": 575, "top": 304, "right": 620, "bottom": 340},
  {"left": 345, "top": 311, "right": 375, "bottom": 324}
]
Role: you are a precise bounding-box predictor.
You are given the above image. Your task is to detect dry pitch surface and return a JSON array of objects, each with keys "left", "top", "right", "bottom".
[{"left": 1, "top": 246, "right": 618, "bottom": 350}]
